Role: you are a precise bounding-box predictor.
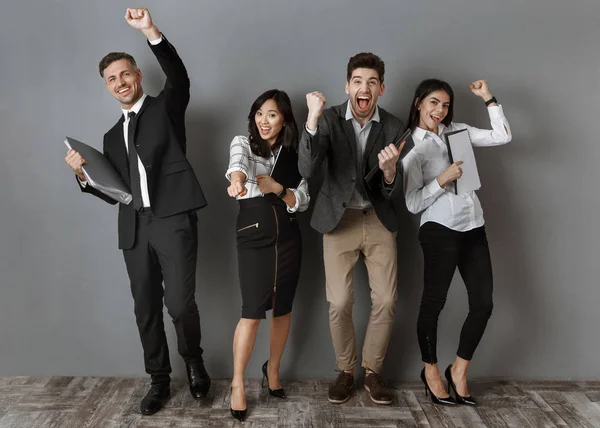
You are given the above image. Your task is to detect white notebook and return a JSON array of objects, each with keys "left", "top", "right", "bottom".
[{"left": 444, "top": 129, "right": 481, "bottom": 194}]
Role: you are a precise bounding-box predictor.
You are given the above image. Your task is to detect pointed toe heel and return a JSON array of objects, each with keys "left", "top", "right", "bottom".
[{"left": 444, "top": 365, "right": 477, "bottom": 406}]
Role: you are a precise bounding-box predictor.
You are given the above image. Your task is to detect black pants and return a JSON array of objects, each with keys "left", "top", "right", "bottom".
[
  {"left": 122, "top": 209, "right": 203, "bottom": 384},
  {"left": 417, "top": 222, "right": 494, "bottom": 364}
]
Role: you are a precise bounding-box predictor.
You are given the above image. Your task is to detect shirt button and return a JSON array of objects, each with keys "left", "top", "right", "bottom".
[
  {"left": 342, "top": 202, "right": 347, "bottom": 208},
  {"left": 351, "top": 177, "right": 356, "bottom": 183}
]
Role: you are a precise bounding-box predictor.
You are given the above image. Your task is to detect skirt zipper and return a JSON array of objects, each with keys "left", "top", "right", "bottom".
[
  {"left": 237, "top": 222, "right": 259, "bottom": 232},
  {"left": 272, "top": 206, "right": 279, "bottom": 302}
]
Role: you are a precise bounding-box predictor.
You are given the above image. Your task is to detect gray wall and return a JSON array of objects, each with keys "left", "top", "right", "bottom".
[{"left": 1, "top": 0, "right": 599, "bottom": 381}]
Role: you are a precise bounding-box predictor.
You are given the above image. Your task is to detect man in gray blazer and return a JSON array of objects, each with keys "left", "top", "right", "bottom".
[{"left": 299, "top": 53, "right": 411, "bottom": 405}]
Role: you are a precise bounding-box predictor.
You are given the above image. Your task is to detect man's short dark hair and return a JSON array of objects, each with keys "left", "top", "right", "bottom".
[
  {"left": 98, "top": 52, "right": 138, "bottom": 78},
  {"left": 347, "top": 52, "right": 385, "bottom": 83}
]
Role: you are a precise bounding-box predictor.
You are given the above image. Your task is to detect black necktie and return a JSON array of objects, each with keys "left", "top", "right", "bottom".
[{"left": 127, "top": 111, "right": 143, "bottom": 210}]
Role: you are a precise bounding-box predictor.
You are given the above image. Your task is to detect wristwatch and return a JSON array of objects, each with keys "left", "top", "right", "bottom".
[
  {"left": 484, "top": 96, "right": 497, "bottom": 106},
  {"left": 276, "top": 186, "right": 287, "bottom": 199}
]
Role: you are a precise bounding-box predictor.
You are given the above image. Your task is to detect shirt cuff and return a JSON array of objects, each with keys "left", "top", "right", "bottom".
[
  {"left": 148, "top": 36, "right": 163, "bottom": 45},
  {"left": 425, "top": 177, "right": 445, "bottom": 197},
  {"left": 287, "top": 189, "right": 301, "bottom": 213},
  {"left": 225, "top": 167, "right": 248, "bottom": 182},
  {"left": 77, "top": 176, "right": 87, "bottom": 188},
  {"left": 383, "top": 174, "right": 395, "bottom": 187},
  {"left": 305, "top": 125, "right": 317, "bottom": 136}
]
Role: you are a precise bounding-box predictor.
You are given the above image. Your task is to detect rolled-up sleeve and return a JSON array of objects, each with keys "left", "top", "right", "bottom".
[
  {"left": 287, "top": 178, "right": 310, "bottom": 213},
  {"left": 225, "top": 136, "right": 250, "bottom": 182}
]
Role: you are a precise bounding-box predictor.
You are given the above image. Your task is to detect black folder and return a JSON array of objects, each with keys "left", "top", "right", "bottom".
[
  {"left": 270, "top": 146, "right": 303, "bottom": 189},
  {"left": 364, "top": 128, "right": 412, "bottom": 183}
]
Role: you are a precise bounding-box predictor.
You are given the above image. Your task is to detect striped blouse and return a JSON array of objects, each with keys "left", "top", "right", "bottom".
[{"left": 226, "top": 135, "right": 310, "bottom": 213}]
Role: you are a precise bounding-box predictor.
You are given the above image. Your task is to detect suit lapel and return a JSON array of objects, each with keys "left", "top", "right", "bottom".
[
  {"left": 102, "top": 115, "right": 129, "bottom": 185},
  {"left": 338, "top": 102, "right": 358, "bottom": 163},
  {"left": 362, "top": 120, "right": 382, "bottom": 175},
  {"left": 128, "top": 96, "right": 153, "bottom": 147}
]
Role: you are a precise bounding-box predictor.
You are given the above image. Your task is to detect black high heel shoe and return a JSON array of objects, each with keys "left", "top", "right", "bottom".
[
  {"left": 420, "top": 368, "right": 456, "bottom": 406},
  {"left": 262, "top": 361, "right": 286, "bottom": 399},
  {"left": 445, "top": 365, "right": 477, "bottom": 406},
  {"left": 230, "top": 387, "right": 247, "bottom": 421}
]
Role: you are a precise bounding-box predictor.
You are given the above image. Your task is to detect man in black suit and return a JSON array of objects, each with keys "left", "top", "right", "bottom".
[{"left": 65, "top": 8, "right": 209, "bottom": 415}]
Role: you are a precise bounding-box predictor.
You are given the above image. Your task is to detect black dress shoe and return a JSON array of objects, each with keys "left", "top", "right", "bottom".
[
  {"left": 420, "top": 369, "right": 456, "bottom": 406},
  {"left": 262, "top": 360, "right": 286, "bottom": 399},
  {"left": 140, "top": 383, "right": 170, "bottom": 415},
  {"left": 445, "top": 365, "right": 477, "bottom": 406},
  {"left": 186, "top": 361, "right": 211, "bottom": 399}
]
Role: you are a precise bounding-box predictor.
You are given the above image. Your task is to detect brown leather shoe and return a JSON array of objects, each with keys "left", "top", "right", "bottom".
[
  {"left": 328, "top": 371, "right": 355, "bottom": 404},
  {"left": 364, "top": 372, "right": 393, "bottom": 405}
]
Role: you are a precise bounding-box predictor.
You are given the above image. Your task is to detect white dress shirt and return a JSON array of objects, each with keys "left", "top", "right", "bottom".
[
  {"left": 226, "top": 135, "right": 310, "bottom": 213},
  {"left": 402, "top": 105, "right": 512, "bottom": 232},
  {"left": 122, "top": 94, "right": 150, "bottom": 207},
  {"left": 79, "top": 36, "right": 164, "bottom": 209}
]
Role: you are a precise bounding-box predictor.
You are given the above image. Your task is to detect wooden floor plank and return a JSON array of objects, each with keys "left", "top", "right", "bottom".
[{"left": 1, "top": 377, "right": 600, "bottom": 428}]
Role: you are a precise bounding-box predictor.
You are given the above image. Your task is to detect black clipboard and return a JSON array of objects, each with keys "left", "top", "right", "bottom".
[
  {"left": 270, "top": 146, "right": 303, "bottom": 189},
  {"left": 443, "top": 129, "right": 459, "bottom": 195},
  {"left": 363, "top": 128, "right": 412, "bottom": 183}
]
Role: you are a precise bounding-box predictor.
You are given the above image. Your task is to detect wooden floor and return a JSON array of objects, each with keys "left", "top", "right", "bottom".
[{"left": 1, "top": 377, "right": 600, "bottom": 427}]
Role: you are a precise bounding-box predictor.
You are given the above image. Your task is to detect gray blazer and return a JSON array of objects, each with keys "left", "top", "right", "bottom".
[{"left": 298, "top": 101, "right": 412, "bottom": 234}]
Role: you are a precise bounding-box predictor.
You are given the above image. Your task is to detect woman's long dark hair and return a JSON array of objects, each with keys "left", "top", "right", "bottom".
[
  {"left": 248, "top": 89, "right": 299, "bottom": 158},
  {"left": 406, "top": 79, "right": 455, "bottom": 130}
]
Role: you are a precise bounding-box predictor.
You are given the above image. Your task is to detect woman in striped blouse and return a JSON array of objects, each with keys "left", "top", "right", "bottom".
[{"left": 225, "top": 89, "right": 310, "bottom": 420}]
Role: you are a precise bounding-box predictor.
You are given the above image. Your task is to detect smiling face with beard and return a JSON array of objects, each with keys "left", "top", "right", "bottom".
[{"left": 345, "top": 68, "right": 385, "bottom": 126}]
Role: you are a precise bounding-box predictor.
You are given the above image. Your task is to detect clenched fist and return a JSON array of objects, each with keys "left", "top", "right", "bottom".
[
  {"left": 65, "top": 149, "right": 87, "bottom": 181},
  {"left": 437, "top": 161, "right": 464, "bottom": 188},
  {"left": 469, "top": 80, "right": 493, "bottom": 102},
  {"left": 125, "top": 8, "right": 160, "bottom": 39},
  {"left": 306, "top": 91, "right": 327, "bottom": 131},
  {"left": 227, "top": 180, "right": 247, "bottom": 198}
]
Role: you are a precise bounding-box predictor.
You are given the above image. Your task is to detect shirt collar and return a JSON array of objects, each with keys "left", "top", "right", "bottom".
[
  {"left": 413, "top": 123, "right": 447, "bottom": 141},
  {"left": 345, "top": 101, "right": 380, "bottom": 124},
  {"left": 122, "top": 94, "right": 147, "bottom": 119}
]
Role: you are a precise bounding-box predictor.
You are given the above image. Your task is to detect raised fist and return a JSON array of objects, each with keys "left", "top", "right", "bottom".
[{"left": 125, "top": 8, "right": 153, "bottom": 31}]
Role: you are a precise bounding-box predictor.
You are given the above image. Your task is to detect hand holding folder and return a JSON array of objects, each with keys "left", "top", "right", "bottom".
[
  {"left": 64, "top": 137, "right": 132, "bottom": 204},
  {"left": 443, "top": 129, "right": 481, "bottom": 194}
]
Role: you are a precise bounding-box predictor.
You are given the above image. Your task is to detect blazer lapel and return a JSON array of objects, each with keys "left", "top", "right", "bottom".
[
  {"left": 102, "top": 115, "right": 129, "bottom": 185},
  {"left": 362, "top": 120, "right": 382, "bottom": 175},
  {"left": 128, "top": 96, "right": 153, "bottom": 147},
  {"left": 338, "top": 102, "right": 358, "bottom": 163}
]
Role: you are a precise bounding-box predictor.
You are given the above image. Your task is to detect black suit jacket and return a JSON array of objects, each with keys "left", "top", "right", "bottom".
[
  {"left": 298, "top": 102, "right": 412, "bottom": 234},
  {"left": 81, "top": 36, "right": 207, "bottom": 249}
]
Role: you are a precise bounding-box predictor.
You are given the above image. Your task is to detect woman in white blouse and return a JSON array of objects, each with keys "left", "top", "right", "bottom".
[
  {"left": 225, "top": 89, "right": 310, "bottom": 421},
  {"left": 402, "top": 79, "right": 511, "bottom": 406}
]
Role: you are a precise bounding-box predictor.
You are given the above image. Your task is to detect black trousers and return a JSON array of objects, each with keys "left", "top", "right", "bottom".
[
  {"left": 122, "top": 209, "right": 203, "bottom": 384},
  {"left": 417, "top": 222, "right": 494, "bottom": 364}
]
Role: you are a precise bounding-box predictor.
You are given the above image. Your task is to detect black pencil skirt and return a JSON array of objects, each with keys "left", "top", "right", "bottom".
[{"left": 236, "top": 196, "right": 302, "bottom": 319}]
